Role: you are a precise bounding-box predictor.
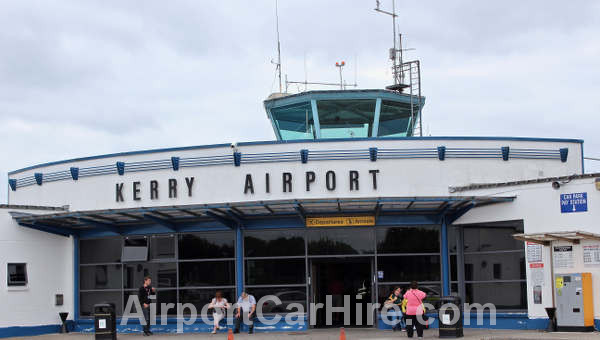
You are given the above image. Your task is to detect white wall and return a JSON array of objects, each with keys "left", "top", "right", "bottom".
[
  {"left": 8, "top": 139, "right": 582, "bottom": 211},
  {"left": 0, "top": 209, "right": 74, "bottom": 328},
  {"left": 454, "top": 177, "right": 600, "bottom": 320}
]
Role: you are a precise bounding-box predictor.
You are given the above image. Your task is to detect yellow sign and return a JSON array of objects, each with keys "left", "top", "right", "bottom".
[
  {"left": 306, "top": 216, "right": 375, "bottom": 227},
  {"left": 555, "top": 277, "right": 563, "bottom": 289}
]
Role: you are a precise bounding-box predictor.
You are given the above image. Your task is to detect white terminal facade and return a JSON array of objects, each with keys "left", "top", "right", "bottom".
[{"left": 1, "top": 88, "right": 599, "bottom": 337}]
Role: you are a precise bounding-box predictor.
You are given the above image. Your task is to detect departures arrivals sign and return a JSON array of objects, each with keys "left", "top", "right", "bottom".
[{"left": 306, "top": 216, "right": 376, "bottom": 227}]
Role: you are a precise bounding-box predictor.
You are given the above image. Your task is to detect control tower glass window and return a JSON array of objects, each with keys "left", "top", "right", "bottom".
[
  {"left": 270, "top": 101, "right": 316, "bottom": 140},
  {"left": 317, "top": 99, "right": 376, "bottom": 138},
  {"left": 378, "top": 100, "right": 417, "bottom": 137}
]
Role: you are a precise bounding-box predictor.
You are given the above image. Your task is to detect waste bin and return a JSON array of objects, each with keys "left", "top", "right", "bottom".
[
  {"left": 94, "top": 303, "right": 117, "bottom": 340},
  {"left": 438, "top": 296, "right": 463, "bottom": 338}
]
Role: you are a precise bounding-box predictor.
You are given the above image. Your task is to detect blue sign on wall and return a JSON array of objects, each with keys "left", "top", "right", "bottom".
[{"left": 560, "top": 192, "right": 588, "bottom": 213}]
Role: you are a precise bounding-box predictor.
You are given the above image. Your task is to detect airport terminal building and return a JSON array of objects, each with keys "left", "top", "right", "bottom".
[{"left": 1, "top": 89, "right": 599, "bottom": 336}]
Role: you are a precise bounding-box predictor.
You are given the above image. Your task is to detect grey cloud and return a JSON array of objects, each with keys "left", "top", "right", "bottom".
[{"left": 1, "top": 0, "right": 600, "bottom": 205}]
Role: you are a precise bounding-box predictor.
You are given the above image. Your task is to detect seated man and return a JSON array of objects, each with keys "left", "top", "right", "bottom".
[{"left": 234, "top": 291, "right": 257, "bottom": 334}]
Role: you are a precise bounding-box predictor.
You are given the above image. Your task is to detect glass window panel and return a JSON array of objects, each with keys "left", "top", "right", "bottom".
[
  {"left": 377, "top": 284, "right": 442, "bottom": 309},
  {"left": 464, "top": 252, "right": 525, "bottom": 281},
  {"left": 451, "top": 283, "right": 459, "bottom": 296},
  {"left": 465, "top": 263, "right": 474, "bottom": 282},
  {"left": 270, "top": 101, "right": 316, "bottom": 140},
  {"left": 465, "top": 282, "right": 527, "bottom": 310},
  {"left": 244, "top": 229, "right": 305, "bottom": 257},
  {"left": 179, "top": 289, "right": 236, "bottom": 315},
  {"left": 125, "top": 238, "right": 147, "bottom": 247},
  {"left": 123, "top": 262, "right": 177, "bottom": 289},
  {"left": 150, "top": 235, "right": 175, "bottom": 260},
  {"left": 448, "top": 226, "right": 458, "bottom": 253},
  {"left": 308, "top": 228, "right": 374, "bottom": 255},
  {"left": 450, "top": 255, "right": 457, "bottom": 281},
  {"left": 178, "top": 232, "right": 235, "bottom": 259},
  {"left": 122, "top": 237, "right": 148, "bottom": 262},
  {"left": 246, "top": 259, "right": 306, "bottom": 285},
  {"left": 246, "top": 286, "right": 307, "bottom": 314},
  {"left": 80, "top": 291, "right": 122, "bottom": 317},
  {"left": 463, "top": 223, "right": 524, "bottom": 252},
  {"left": 80, "top": 238, "right": 122, "bottom": 264},
  {"left": 156, "top": 290, "right": 178, "bottom": 316},
  {"left": 80, "top": 264, "right": 122, "bottom": 290},
  {"left": 123, "top": 290, "right": 142, "bottom": 315},
  {"left": 378, "top": 100, "right": 416, "bottom": 137},
  {"left": 377, "top": 255, "right": 441, "bottom": 282},
  {"left": 123, "top": 289, "right": 178, "bottom": 316},
  {"left": 377, "top": 226, "right": 440, "bottom": 254},
  {"left": 179, "top": 261, "right": 235, "bottom": 287},
  {"left": 7, "top": 263, "right": 27, "bottom": 286},
  {"left": 317, "top": 99, "right": 376, "bottom": 138}
]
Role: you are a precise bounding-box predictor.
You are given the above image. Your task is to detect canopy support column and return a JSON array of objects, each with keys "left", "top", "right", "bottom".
[
  {"left": 235, "top": 224, "right": 244, "bottom": 298},
  {"left": 441, "top": 216, "right": 450, "bottom": 296}
]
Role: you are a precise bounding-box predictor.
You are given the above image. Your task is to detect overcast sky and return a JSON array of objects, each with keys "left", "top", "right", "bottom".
[{"left": 1, "top": 0, "right": 599, "bottom": 204}]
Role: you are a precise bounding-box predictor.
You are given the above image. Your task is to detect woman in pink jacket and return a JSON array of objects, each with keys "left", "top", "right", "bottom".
[{"left": 403, "top": 281, "right": 427, "bottom": 338}]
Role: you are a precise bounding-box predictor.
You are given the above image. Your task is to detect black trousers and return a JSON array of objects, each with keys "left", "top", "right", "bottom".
[
  {"left": 234, "top": 312, "right": 256, "bottom": 333},
  {"left": 142, "top": 306, "right": 151, "bottom": 333},
  {"left": 405, "top": 314, "right": 424, "bottom": 338}
]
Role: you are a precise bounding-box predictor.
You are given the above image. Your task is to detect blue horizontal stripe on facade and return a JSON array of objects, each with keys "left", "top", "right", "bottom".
[
  {"left": 8, "top": 143, "right": 578, "bottom": 189},
  {"left": 8, "top": 136, "right": 582, "bottom": 175},
  {"left": 0, "top": 324, "right": 64, "bottom": 338},
  {"left": 8, "top": 142, "right": 233, "bottom": 175},
  {"left": 73, "top": 316, "right": 307, "bottom": 334},
  {"left": 377, "top": 313, "right": 555, "bottom": 330}
]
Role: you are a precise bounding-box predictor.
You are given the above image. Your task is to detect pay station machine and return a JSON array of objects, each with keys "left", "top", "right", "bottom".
[{"left": 554, "top": 273, "right": 594, "bottom": 331}]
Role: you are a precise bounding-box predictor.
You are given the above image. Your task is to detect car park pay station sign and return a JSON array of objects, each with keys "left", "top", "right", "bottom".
[{"left": 560, "top": 192, "right": 587, "bottom": 213}]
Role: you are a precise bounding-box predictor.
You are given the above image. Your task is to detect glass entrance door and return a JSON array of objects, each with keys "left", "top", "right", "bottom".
[{"left": 310, "top": 258, "right": 373, "bottom": 328}]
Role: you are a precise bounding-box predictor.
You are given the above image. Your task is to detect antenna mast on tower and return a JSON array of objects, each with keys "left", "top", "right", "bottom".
[
  {"left": 374, "top": 0, "right": 423, "bottom": 136},
  {"left": 274, "top": 0, "right": 283, "bottom": 93},
  {"left": 374, "top": 0, "right": 399, "bottom": 85}
]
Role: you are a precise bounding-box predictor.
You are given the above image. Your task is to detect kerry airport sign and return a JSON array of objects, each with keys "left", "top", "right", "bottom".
[
  {"left": 115, "top": 169, "right": 380, "bottom": 202},
  {"left": 306, "top": 216, "right": 376, "bottom": 227}
]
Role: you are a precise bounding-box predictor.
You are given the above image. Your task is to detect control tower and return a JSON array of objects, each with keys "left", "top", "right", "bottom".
[{"left": 264, "top": 88, "right": 424, "bottom": 141}]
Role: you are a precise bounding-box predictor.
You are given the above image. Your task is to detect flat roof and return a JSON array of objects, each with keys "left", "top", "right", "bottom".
[
  {"left": 449, "top": 173, "right": 600, "bottom": 193},
  {"left": 0, "top": 204, "right": 68, "bottom": 211},
  {"left": 263, "top": 89, "right": 424, "bottom": 105}
]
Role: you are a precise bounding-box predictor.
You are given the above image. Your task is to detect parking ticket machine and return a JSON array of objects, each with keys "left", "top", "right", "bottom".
[{"left": 554, "top": 273, "right": 594, "bottom": 331}]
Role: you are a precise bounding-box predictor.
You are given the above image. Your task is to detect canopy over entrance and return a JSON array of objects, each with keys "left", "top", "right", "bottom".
[{"left": 11, "top": 196, "right": 514, "bottom": 238}]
